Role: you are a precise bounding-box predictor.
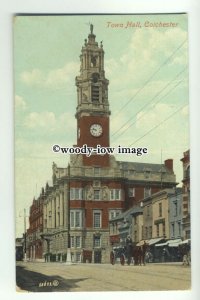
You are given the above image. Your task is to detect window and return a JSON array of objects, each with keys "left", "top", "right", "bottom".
[
  {"left": 71, "top": 236, "right": 81, "bottom": 248},
  {"left": 76, "top": 211, "right": 81, "bottom": 227},
  {"left": 149, "top": 226, "right": 152, "bottom": 238},
  {"left": 156, "top": 224, "right": 159, "bottom": 237},
  {"left": 70, "top": 188, "right": 83, "bottom": 200},
  {"left": 110, "top": 189, "right": 121, "bottom": 200},
  {"left": 134, "top": 230, "right": 137, "bottom": 242},
  {"left": 129, "top": 188, "right": 135, "bottom": 197},
  {"left": 186, "top": 230, "right": 190, "bottom": 239},
  {"left": 171, "top": 223, "right": 175, "bottom": 237},
  {"left": 76, "top": 236, "right": 81, "bottom": 248},
  {"left": 70, "top": 210, "right": 83, "bottom": 228},
  {"left": 163, "top": 222, "right": 166, "bottom": 237},
  {"left": 93, "top": 211, "right": 101, "bottom": 228},
  {"left": 129, "top": 169, "right": 135, "bottom": 176},
  {"left": 144, "top": 170, "right": 151, "bottom": 178},
  {"left": 144, "top": 187, "right": 151, "bottom": 198},
  {"left": 110, "top": 189, "right": 114, "bottom": 200},
  {"left": 94, "top": 167, "right": 101, "bottom": 176},
  {"left": 94, "top": 189, "right": 101, "bottom": 200},
  {"left": 145, "top": 226, "right": 148, "bottom": 239},
  {"left": 147, "top": 205, "right": 150, "bottom": 217},
  {"left": 174, "top": 201, "right": 178, "bottom": 217},
  {"left": 178, "top": 222, "right": 181, "bottom": 236},
  {"left": 94, "top": 236, "right": 101, "bottom": 248},
  {"left": 71, "top": 236, "right": 75, "bottom": 248},
  {"left": 110, "top": 223, "right": 115, "bottom": 235},
  {"left": 76, "top": 252, "right": 81, "bottom": 262},
  {"left": 110, "top": 211, "right": 115, "bottom": 220},
  {"left": 92, "top": 85, "right": 99, "bottom": 102},
  {"left": 70, "top": 212, "right": 74, "bottom": 227},
  {"left": 159, "top": 203, "right": 162, "bottom": 217},
  {"left": 109, "top": 210, "right": 121, "bottom": 220}
]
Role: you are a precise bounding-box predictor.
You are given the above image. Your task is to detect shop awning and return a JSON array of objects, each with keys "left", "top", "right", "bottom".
[
  {"left": 156, "top": 239, "right": 182, "bottom": 247},
  {"left": 168, "top": 239, "right": 182, "bottom": 247},
  {"left": 179, "top": 239, "right": 191, "bottom": 245},
  {"left": 156, "top": 241, "right": 168, "bottom": 247},
  {"left": 148, "top": 238, "right": 164, "bottom": 245},
  {"left": 136, "top": 240, "right": 149, "bottom": 246}
]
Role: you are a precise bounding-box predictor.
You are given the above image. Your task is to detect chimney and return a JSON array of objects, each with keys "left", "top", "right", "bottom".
[{"left": 164, "top": 159, "right": 173, "bottom": 172}]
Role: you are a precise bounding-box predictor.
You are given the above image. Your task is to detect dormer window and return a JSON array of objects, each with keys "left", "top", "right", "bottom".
[
  {"left": 129, "top": 169, "right": 135, "bottom": 176},
  {"left": 144, "top": 168, "right": 151, "bottom": 178},
  {"left": 144, "top": 187, "right": 151, "bottom": 198}
]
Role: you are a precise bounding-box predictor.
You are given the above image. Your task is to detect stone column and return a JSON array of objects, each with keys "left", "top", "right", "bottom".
[
  {"left": 49, "top": 199, "right": 53, "bottom": 229},
  {"left": 60, "top": 191, "right": 64, "bottom": 227},
  {"left": 63, "top": 184, "right": 68, "bottom": 229},
  {"left": 43, "top": 202, "right": 47, "bottom": 230},
  {"left": 47, "top": 201, "right": 50, "bottom": 228},
  {"left": 99, "top": 82, "right": 102, "bottom": 103},
  {"left": 101, "top": 52, "right": 104, "bottom": 70},
  {"left": 52, "top": 197, "right": 56, "bottom": 228},
  {"left": 56, "top": 192, "right": 60, "bottom": 228}
]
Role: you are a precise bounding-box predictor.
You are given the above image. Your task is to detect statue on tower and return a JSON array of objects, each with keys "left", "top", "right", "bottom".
[{"left": 90, "top": 23, "right": 94, "bottom": 34}]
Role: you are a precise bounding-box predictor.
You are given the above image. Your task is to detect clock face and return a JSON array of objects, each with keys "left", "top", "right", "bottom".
[{"left": 90, "top": 124, "right": 103, "bottom": 137}]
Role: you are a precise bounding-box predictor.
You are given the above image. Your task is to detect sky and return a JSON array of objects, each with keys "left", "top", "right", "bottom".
[{"left": 14, "top": 14, "right": 189, "bottom": 237}]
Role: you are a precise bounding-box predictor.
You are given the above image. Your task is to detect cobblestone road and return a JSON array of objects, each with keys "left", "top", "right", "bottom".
[{"left": 16, "top": 261, "right": 191, "bottom": 292}]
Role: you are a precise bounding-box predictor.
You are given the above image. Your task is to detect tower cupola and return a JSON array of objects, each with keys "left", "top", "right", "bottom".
[{"left": 75, "top": 24, "right": 110, "bottom": 119}]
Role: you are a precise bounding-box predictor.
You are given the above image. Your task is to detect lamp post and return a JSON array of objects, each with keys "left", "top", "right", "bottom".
[{"left": 66, "top": 163, "right": 72, "bottom": 264}]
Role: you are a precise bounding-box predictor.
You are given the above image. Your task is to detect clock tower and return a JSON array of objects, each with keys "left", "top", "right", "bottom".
[{"left": 75, "top": 25, "right": 110, "bottom": 167}]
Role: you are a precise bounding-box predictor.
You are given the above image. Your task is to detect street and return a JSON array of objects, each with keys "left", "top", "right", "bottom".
[{"left": 16, "top": 261, "right": 191, "bottom": 292}]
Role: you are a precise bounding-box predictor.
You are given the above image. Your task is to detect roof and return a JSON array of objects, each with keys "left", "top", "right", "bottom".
[
  {"left": 130, "top": 206, "right": 143, "bottom": 216},
  {"left": 110, "top": 206, "right": 142, "bottom": 222},
  {"left": 117, "top": 161, "right": 168, "bottom": 173},
  {"left": 110, "top": 207, "right": 133, "bottom": 222},
  {"left": 143, "top": 188, "right": 177, "bottom": 203}
]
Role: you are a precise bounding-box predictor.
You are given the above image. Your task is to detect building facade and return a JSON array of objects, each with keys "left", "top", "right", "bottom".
[
  {"left": 109, "top": 206, "right": 143, "bottom": 247},
  {"left": 180, "top": 150, "right": 190, "bottom": 240},
  {"left": 168, "top": 188, "right": 183, "bottom": 240},
  {"left": 26, "top": 192, "right": 44, "bottom": 261},
  {"left": 142, "top": 189, "right": 177, "bottom": 241}
]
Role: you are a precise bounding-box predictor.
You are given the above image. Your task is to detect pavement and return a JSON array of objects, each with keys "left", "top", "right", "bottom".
[{"left": 16, "top": 261, "right": 191, "bottom": 292}]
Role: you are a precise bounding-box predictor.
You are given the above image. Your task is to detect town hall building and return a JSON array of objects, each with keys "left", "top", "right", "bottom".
[{"left": 26, "top": 25, "right": 177, "bottom": 263}]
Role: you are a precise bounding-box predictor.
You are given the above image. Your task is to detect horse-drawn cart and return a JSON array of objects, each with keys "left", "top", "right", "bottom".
[
  {"left": 110, "top": 245, "right": 132, "bottom": 265},
  {"left": 110, "top": 237, "right": 148, "bottom": 266}
]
